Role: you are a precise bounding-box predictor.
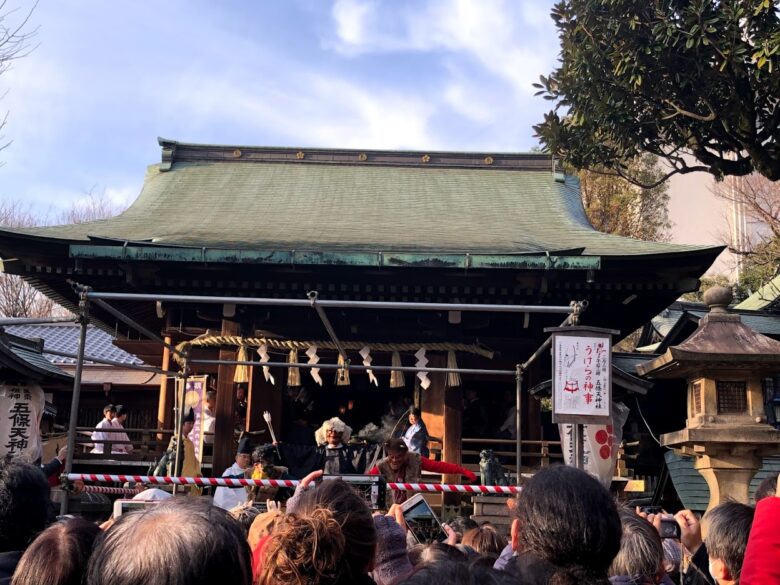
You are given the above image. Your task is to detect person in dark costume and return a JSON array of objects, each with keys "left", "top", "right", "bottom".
[{"left": 313, "top": 417, "right": 359, "bottom": 475}]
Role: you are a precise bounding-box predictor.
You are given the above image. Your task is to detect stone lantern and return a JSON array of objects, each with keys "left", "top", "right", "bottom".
[{"left": 637, "top": 286, "right": 780, "bottom": 510}]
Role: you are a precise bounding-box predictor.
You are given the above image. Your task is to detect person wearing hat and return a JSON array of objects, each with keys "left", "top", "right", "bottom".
[
  {"left": 154, "top": 407, "right": 201, "bottom": 492},
  {"left": 213, "top": 436, "right": 253, "bottom": 510},
  {"left": 90, "top": 404, "right": 116, "bottom": 454},
  {"left": 369, "top": 438, "right": 477, "bottom": 507},
  {"left": 400, "top": 407, "right": 429, "bottom": 457}
]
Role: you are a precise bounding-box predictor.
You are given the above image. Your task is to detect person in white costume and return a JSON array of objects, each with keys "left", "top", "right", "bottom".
[
  {"left": 213, "top": 436, "right": 253, "bottom": 510},
  {"left": 90, "top": 404, "right": 116, "bottom": 454}
]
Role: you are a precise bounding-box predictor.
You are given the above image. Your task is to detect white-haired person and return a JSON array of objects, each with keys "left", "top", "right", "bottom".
[{"left": 313, "top": 417, "right": 361, "bottom": 475}]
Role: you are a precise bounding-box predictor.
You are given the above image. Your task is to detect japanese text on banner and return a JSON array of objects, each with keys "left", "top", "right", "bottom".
[{"left": 554, "top": 336, "right": 610, "bottom": 418}]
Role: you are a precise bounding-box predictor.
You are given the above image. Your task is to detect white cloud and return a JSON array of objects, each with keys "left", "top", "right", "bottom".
[
  {"left": 332, "top": 0, "right": 377, "bottom": 46},
  {"left": 328, "top": 0, "right": 557, "bottom": 97}
]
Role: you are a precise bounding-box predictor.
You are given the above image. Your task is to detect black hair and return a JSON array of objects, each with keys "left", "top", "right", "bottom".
[
  {"left": 399, "top": 561, "right": 516, "bottom": 585},
  {"left": 410, "top": 407, "right": 422, "bottom": 417},
  {"left": 448, "top": 516, "right": 478, "bottom": 541},
  {"left": 86, "top": 499, "right": 252, "bottom": 585},
  {"left": 513, "top": 465, "right": 621, "bottom": 585},
  {"left": 384, "top": 438, "right": 408, "bottom": 453},
  {"left": 252, "top": 444, "right": 277, "bottom": 465},
  {"left": 114, "top": 405, "right": 127, "bottom": 417},
  {"left": 704, "top": 501, "right": 754, "bottom": 583},
  {"left": 754, "top": 473, "right": 777, "bottom": 502},
  {"left": 12, "top": 517, "right": 100, "bottom": 585},
  {"left": 0, "top": 460, "right": 51, "bottom": 552},
  {"left": 102, "top": 404, "right": 116, "bottom": 414}
]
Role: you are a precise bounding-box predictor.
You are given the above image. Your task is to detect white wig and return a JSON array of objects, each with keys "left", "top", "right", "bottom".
[{"left": 314, "top": 417, "right": 352, "bottom": 446}]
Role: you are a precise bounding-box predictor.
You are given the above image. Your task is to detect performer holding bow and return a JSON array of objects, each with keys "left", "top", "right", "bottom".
[{"left": 369, "top": 437, "right": 477, "bottom": 507}]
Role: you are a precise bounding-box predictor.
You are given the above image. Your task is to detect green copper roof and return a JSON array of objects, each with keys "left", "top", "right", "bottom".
[
  {"left": 6, "top": 140, "right": 718, "bottom": 262},
  {"left": 735, "top": 274, "right": 780, "bottom": 311}
]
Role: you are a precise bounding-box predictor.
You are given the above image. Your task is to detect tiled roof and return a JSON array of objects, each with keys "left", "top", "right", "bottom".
[
  {"left": 0, "top": 332, "right": 71, "bottom": 381},
  {"left": 5, "top": 322, "right": 143, "bottom": 366},
  {"left": 1, "top": 140, "right": 719, "bottom": 259},
  {"left": 735, "top": 274, "right": 780, "bottom": 311},
  {"left": 651, "top": 304, "right": 780, "bottom": 338}
]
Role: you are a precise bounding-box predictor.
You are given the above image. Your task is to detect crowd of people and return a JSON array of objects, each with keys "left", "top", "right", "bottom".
[{"left": 0, "top": 456, "right": 778, "bottom": 585}]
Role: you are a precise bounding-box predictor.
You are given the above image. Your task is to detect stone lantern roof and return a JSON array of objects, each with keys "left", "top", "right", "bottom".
[{"left": 636, "top": 286, "right": 780, "bottom": 379}]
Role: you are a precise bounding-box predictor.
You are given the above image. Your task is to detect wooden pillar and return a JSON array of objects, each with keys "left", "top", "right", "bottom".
[
  {"left": 422, "top": 354, "right": 462, "bottom": 507},
  {"left": 156, "top": 336, "right": 172, "bottom": 439},
  {"left": 247, "top": 362, "right": 281, "bottom": 436},
  {"left": 213, "top": 317, "right": 239, "bottom": 475}
]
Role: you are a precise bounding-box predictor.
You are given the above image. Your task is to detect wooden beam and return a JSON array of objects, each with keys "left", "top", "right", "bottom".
[
  {"left": 156, "top": 336, "right": 172, "bottom": 439},
  {"left": 213, "top": 317, "right": 239, "bottom": 475}
]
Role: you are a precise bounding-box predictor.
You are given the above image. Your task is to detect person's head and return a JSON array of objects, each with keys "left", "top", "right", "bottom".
[
  {"left": 0, "top": 459, "right": 51, "bottom": 552},
  {"left": 448, "top": 516, "right": 478, "bottom": 543},
  {"left": 205, "top": 390, "right": 217, "bottom": 412},
  {"left": 12, "top": 517, "right": 100, "bottom": 585},
  {"left": 465, "top": 389, "right": 478, "bottom": 402},
  {"left": 87, "top": 499, "right": 252, "bottom": 585},
  {"left": 114, "top": 405, "right": 127, "bottom": 424},
  {"left": 415, "top": 542, "right": 468, "bottom": 565},
  {"left": 384, "top": 438, "right": 409, "bottom": 472},
  {"left": 702, "top": 502, "right": 754, "bottom": 585},
  {"left": 260, "top": 479, "right": 376, "bottom": 585},
  {"left": 408, "top": 407, "right": 422, "bottom": 426},
  {"left": 228, "top": 503, "right": 261, "bottom": 537},
  {"left": 754, "top": 473, "right": 777, "bottom": 502},
  {"left": 102, "top": 404, "right": 116, "bottom": 420},
  {"left": 608, "top": 511, "right": 664, "bottom": 582},
  {"left": 512, "top": 465, "right": 621, "bottom": 584},
  {"left": 252, "top": 444, "right": 277, "bottom": 476},
  {"left": 461, "top": 524, "right": 507, "bottom": 557},
  {"left": 235, "top": 436, "right": 252, "bottom": 469},
  {"left": 236, "top": 386, "right": 246, "bottom": 401},
  {"left": 314, "top": 417, "right": 352, "bottom": 448},
  {"left": 399, "top": 560, "right": 515, "bottom": 585},
  {"left": 181, "top": 408, "right": 195, "bottom": 436}
]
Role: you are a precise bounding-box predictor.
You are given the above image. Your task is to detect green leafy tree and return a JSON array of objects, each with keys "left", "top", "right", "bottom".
[
  {"left": 578, "top": 154, "right": 671, "bottom": 241},
  {"left": 534, "top": 0, "right": 780, "bottom": 185}
]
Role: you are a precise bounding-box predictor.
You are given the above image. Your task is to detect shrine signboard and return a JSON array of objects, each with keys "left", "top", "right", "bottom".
[
  {"left": 549, "top": 327, "right": 616, "bottom": 425},
  {"left": 0, "top": 383, "right": 44, "bottom": 462}
]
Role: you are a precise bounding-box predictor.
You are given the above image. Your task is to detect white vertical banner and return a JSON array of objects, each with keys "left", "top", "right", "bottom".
[
  {"left": 559, "top": 402, "right": 630, "bottom": 487},
  {"left": 552, "top": 335, "right": 611, "bottom": 423},
  {"left": 0, "top": 384, "right": 44, "bottom": 462}
]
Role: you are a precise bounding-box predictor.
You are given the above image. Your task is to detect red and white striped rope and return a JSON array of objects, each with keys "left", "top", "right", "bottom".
[
  {"left": 66, "top": 474, "right": 521, "bottom": 494},
  {"left": 82, "top": 485, "right": 144, "bottom": 496}
]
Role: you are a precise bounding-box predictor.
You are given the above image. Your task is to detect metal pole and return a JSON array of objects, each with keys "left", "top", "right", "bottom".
[
  {"left": 573, "top": 424, "right": 585, "bottom": 471},
  {"left": 86, "top": 290, "right": 575, "bottom": 315},
  {"left": 190, "top": 358, "right": 516, "bottom": 377},
  {"left": 172, "top": 361, "right": 189, "bottom": 496},
  {"left": 60, "top": 294, "right": 89, "bottom": 515},
  {"left": 308, "top": 291, "right": 348, "bottom": 363},
  {"left": 42, "top": 348, "right": 174, "bottom": 376},
  {"left": 515, "top": 365, "right": 522, "bottom": 484},
  {"left": 0, "top": 316, "right": 79, "bottom": 326},
  {"left": 90, "top": 298, "right": 184, "bottom": 358}
]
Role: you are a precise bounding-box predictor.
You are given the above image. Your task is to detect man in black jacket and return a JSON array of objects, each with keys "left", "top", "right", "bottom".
[{"left": 0, "top": 460, "right": 51, "bottom": 584}]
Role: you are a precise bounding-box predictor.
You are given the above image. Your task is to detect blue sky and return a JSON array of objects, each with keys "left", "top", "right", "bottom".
[{"left": 0, "top": 0, "right": 560, "bottom": 217}]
